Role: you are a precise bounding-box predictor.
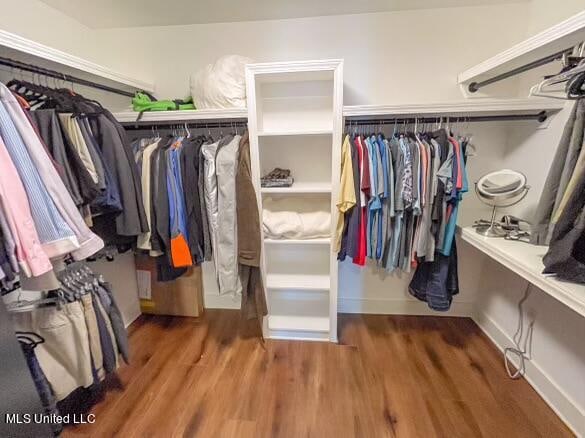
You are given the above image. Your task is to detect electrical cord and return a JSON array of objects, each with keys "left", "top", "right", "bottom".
[{"left": 504, "top": 283, "right": 535, "bottom": 379}]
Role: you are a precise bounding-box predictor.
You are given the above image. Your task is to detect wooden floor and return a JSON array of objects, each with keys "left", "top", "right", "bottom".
[{"left": 62, "top": 310, "right": 573, "bottom": 438}]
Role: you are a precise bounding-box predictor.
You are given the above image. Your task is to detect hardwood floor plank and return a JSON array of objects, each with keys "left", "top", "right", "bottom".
[{"left": 60, "top": 312, "right": 574, "bottom": 438}]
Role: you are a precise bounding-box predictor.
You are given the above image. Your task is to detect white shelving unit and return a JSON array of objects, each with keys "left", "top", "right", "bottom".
[
  {"left": 458, "top": 10, "right": 585, "bottom": 94},
  {"left": 460, "top": 227, "right": 585, "bottom": 318},
  {"left": 246, "top": 59, "right": 343, "bottom": 342}
]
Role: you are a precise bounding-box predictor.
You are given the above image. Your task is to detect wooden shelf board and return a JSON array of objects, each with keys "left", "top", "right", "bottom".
[
  {"left": 264, "top": 238, "right": 331, "bottom": 245},
  {"left": 261, "top": 182, "right": 332, "bottom": 194},
  {"left": 114, "top": 108, "right": 248, "bottom": 123},
  {"left": 268, "top": 315, "right": 330, "bottom": 333},
  {"left": 266, "top": 273, "right": 330, "bottom": 291},
  {"left": 460, "top": 227, "right": 585, "bottom": 318}
]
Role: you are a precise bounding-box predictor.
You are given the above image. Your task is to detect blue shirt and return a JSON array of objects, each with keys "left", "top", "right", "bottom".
[{"left": 0, "top": 102, "right": 74, "bottom": 244}]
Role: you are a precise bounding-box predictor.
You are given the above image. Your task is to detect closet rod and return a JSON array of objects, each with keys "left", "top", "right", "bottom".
[
  {"left": 345, "top": 111, "right": 548, "bottom": 125},
  {"left": 122, "top": 120, "right": 248, "bottom": 131},
  {"left": 467, "top": 48, "right": 573, "bottom": 93},
  {"left": 0, "top": 56, "right": 154, "bottom": 99}
]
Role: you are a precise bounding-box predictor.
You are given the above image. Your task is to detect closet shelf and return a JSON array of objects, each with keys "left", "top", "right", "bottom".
[
  {"left": 261, "top": 182, "right": 332, "bottom": 194},
  {"left": 266, "top": 273, "right": 330, "bottom": 291},
  {"left": 458, "top": 10, "right": 585, "bottom": 88},
  {"left": 268, "top": 315, "right": 330, "bottom": 333},
  {"left": 342, "top": 98, "right": 565, "bottom": 118},
  {"left": 460, "top": 227, "right": 585, "bottom": 318},
  {"left": 113, "top": 108, "right": 248, "bottom": 123},
  {"left": 257, "top": 129, "right": 332, "bottom": 136},
  {"left": 264, "top": 238, "right": 331, "bottom": 245},
  {"left": 0, "top": 30, "right": 154, "bottom": 93}
]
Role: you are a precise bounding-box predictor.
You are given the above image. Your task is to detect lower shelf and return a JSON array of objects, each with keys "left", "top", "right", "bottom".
[
  {"left": 266, "top": 273, "right": 330, "bottom": 291},
  {"left": 268, "top": 315, "right": 330, "bottom": 341}
]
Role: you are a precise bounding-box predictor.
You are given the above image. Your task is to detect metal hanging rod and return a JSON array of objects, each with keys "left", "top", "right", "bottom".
[
  {"left": 122, "top": 120, "right": 248, "bottom": 131},
  {"left": 345, "top": 111, "right": 548, "bottom": 125},
  {"left": 0, "top": 56, "right": 154, "bottom": 99},
  {"left": 467, "top": 48, "right": 574, "bottom": 93}
]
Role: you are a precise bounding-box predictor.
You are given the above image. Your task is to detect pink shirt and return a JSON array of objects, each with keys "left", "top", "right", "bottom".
[{"left": 0, "top": 137, "right": 52, "bottom": 277}]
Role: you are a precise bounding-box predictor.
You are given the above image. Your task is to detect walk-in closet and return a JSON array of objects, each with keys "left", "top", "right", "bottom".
[{"left": 0, "top": 1, "right": 584, "bottom": 437}]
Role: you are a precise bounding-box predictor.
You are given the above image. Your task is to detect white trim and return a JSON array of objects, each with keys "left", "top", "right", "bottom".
[
  {"left": 343, "top": 99, "right": 565, "bottom": 118},
  {"left": 473, "top": 310, "right": 585, "bottom": 437},
  {"left": 246, "top": 59, "right": 344, "bottom": 75},
  {"left": 113, "top": 108, "right": 247, "bottom": 123},
  {"left": 0, "top": 30, "right": 155, "bottom": 92},
  {"left": 458, "top": 10, "right": 585, "bottom": 85},
  {"left": 338, "top": 297, "right": 474, "bottom": 317}
]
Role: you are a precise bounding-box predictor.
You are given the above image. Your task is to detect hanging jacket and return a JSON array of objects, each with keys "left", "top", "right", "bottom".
[{"left": 532, "top": 100, "right": 585, "bottom": 245}]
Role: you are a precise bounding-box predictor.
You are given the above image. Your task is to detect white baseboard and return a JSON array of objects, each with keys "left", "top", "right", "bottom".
[
  {"left": 203, "top": 293, "right": 241, "bottom": 309},
  {"left": 338, "top": 297, "right": 475, "bottom": 317},
  {"left": 473, "top": 311, "right": 585, "bottom": 438}
]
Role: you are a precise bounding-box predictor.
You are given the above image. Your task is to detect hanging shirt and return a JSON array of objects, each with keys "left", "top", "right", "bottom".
[
  {"left": 167, "top": 138, "right": 192, "bottom": 267},
  {"left": 354, "top": 137, "right": 367, "bottom": 266},
  {"left": 334, "top": 135, "right": 357, "bottom": 252},
  {"left": 0, "top": 101, "right": 80, "bottom": 258},
  {"left": 137, "top": 139, "right": 162, "bottom": 251}
]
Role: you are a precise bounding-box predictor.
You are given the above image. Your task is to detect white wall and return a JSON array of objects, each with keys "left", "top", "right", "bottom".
[
  {"left": 96, "top": 3, "right": 529, "bottom": 104},
  {"left": 95, "top": 2, "right": 532, "bottom": 312},
  {"left": 0, "top": 0, "right": 152, "bottom": 109}
]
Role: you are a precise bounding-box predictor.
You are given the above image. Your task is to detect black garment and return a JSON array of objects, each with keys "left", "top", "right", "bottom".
[
  {"left": 78, "top": 118, "right": 123, "bottom": 215},
  {"left": 89, "top": 114, "right": 148, "bottom": 238},
  {"left": 180, "top": 136, "right": 206, "bottom": 264},
  {"left": 18, "top": 339, "right": 62, "bottom": 437},
  {"left": 154, "top": 138, "right": 172, "bottom": 257},
  {"left": 409, "top": 241, "right": 459, "bottom": 311},
  {"left": 29, "top": 109, "right": 84, "bottom": 207},
  {"left": 543, "top": 166, "right": 585, "bottom": 283},
  {"left": 339, "top": 135, "right": 361, "bottom": 261},
  {"left": 0, "top": 229, "right": 15, "bottom": 283},
  {"left": 155, "top": 255, "right": 187, "bottom": 282}
]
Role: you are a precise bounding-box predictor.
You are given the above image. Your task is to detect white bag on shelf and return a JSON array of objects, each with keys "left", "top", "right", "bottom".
[{"left": 190, "top": 55, "right": 254, "bottom": 109}]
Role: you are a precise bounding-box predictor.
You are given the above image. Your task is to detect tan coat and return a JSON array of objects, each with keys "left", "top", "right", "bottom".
[{"left": 236, "top": 132, "right": 268, "bottom": 329}]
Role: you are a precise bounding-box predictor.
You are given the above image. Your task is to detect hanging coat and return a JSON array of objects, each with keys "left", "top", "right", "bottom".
[{"left": 531, "top": 100, "right": 585, "bottom": 245}]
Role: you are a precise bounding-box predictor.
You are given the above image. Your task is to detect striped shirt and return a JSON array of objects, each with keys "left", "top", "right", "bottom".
[{"left": 0, "top": 102, "right": 77, "bottom": 254}]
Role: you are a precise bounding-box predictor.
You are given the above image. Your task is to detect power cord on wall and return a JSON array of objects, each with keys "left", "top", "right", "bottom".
[{"left": 504, "top": 283, "right": 535, "bottom": 379}]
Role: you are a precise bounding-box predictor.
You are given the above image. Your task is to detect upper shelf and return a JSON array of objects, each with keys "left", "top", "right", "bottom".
[
  {"left": 460, "top": 227, "right": 585, "bottom": 318},
  {"left": 114, "top": 98, "right": 566, "bottom": 123},
  {"left": 114, "top": 108, "right": 248, "bottom": 123},
  {"left": 342, "top": 98, "right": 565, "bottom": 118},
  {"left": 0, "top": 30, "right": 155, "bottom": 93},
  {"left": 458, "top": 10, "right": 585, "bottom": 86}
]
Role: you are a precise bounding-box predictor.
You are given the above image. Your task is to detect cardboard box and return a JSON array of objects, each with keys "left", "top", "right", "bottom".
[{"left": 135, "top": 255, "right": 204, "bottom": 317}]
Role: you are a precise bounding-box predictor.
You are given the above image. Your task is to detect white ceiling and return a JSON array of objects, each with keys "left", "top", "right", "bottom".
[{"left": 40, "top": 0, "right": 528, "bottom": 29}]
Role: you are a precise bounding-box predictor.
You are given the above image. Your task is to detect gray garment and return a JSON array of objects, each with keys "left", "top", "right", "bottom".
[
  {"left": 201, "top": 139, "right": 221, "bottom": 274},
  {"left": 531, "top": 99, "right": 585, "bottom": 245},
  {"left": 0, "top": 209, "right": 17, "bottom": 272},
  {"left": 97, "top": 283, "right": 129, "bottom": 364},
  {"left": 215, "top": 135, "right": 242, "bottom": 295},
  {"left": 30, "top": 110, "right": 83, "bottom": 206},
  {"left": 416, "top": 141, "right": 434, "bottom": 259}
]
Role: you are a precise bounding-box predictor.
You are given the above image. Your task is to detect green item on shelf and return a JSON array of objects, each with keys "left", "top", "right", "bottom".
[{"left": 132, "top": 92, "right": 196, "bottom": 121}]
